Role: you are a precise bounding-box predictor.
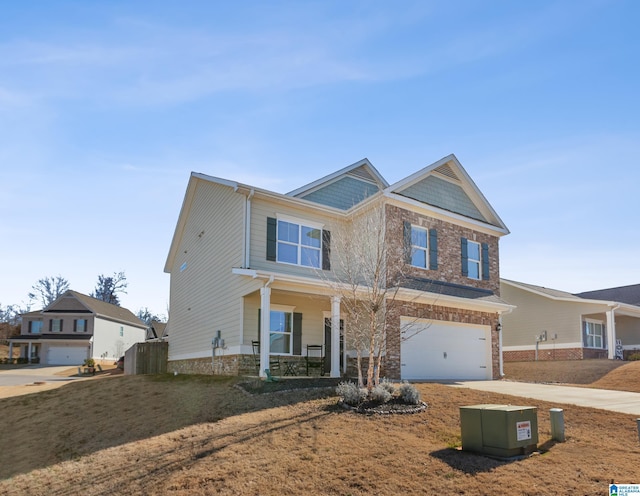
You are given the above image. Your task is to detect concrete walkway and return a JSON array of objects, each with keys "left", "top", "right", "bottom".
[{"left": 450, "top": 381, "right": 640, "bottom": 416}]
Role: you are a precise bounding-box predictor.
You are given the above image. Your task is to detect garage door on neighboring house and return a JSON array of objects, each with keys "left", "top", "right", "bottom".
[
  {"left": 400, "top": 318, "right": 492, "bottom": 381},
  {"left": 47, "top": 346, "right": 89, "bottom": 365}
]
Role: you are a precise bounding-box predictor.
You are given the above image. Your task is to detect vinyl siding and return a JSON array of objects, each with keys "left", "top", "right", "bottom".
[
  {"left": 242, "top": 291, "right": 330, "bottom": 351},
  {"left": 616, "top": 316, "right": 640, "bottom": 347},
  {"left": 300, "top": 176, "right": 380, "bottom": 210},
  {"left": 501, "top": 283, "right": 609, "bottom": 347},
  {"left": 92, "top": 318, "right": 146, "bottom": 360},
  {"left": 168, "top": 180, "right": 254, "bottom": 359},
  {"left": 250, "top": 196, "right": 340, "bottom": 280}
]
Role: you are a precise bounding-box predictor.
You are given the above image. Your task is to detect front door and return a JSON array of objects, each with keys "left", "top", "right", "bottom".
[{"left": 323, "top": 318, "right": 344, "bottom": 374}]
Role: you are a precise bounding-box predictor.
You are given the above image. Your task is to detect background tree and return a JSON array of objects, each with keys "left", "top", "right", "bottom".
[
  {"left": 322, "top": 203, "right": 406, "bottom": 392},
  {"left": 136, "top": 307, "right": 165, "bottom": 326},
  {"left": 91, "top": 271, "right": 128, "bottom": 306},
  {"left": 0, "top": 303, "right": 22, "bottom": 341},
  {"left": 28, "top": 275, "right": 70, "bottom": 308}
]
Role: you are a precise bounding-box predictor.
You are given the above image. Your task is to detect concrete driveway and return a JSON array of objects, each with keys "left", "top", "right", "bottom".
[
  {"left": 450, "top": 380, "right": 640, "bottom": 415},
  {"left": 0, "top": 365, "right": 82, "bottom": 387}
]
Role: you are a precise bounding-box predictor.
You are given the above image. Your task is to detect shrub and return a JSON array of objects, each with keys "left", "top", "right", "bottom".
[
  {"left": 336, "top": 381, "right": 367, "bottom": 406},
  {"left": 399, "top": 382, "right": 421, "bottom": 405},
  {"left": 380, "top": 378, "right": 396, "bottom": 395},
  {"left": 628, "top": 352, "right": 640, "bottom": 361},
  {"left": 16, "top": 357, "right": 28, "bottom": 364},
  {"left": 369, "top": 384, "right": 392, "bottom": 404}
]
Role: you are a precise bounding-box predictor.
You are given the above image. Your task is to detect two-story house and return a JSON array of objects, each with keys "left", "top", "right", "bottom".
[
  {"left": 164, "top": 154, "right": 513, "bottom": 381},
  {"left": 10, "top": 290, "right": 147, "bottom": 365}
]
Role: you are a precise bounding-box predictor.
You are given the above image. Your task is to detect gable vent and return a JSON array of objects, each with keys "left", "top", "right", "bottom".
[
  {"left": 348, "top": 166, "right": 377, "bottom": 183},
  {"left": 434, "top": 164, "right": 460, "bottom": 181}
]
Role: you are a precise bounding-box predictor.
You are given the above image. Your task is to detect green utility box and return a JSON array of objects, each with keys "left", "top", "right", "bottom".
[{"left": 460, "top": 404, "right": 538, "bottom": 458}]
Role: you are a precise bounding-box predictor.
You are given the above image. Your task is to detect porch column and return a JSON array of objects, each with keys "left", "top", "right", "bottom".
[
  {"left": 8, "top": 342, "right": 13, "bottom": 361},
  {"left": 28, "top": 342, "right": 33, "bottom": 361},
  {"left": 259, "top": 286, "right": 271, "bottom": 378},
  {"left": 331, "top": 296, "right": 341, "bottom": 378},
  {"left": 606, "top": 308, "right": 616, "bottom": 359}
]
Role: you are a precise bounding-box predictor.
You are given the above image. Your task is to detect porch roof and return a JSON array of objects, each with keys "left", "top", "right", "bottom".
[{"left": 9, "top": 334, "right": 92, "bottom": 342}]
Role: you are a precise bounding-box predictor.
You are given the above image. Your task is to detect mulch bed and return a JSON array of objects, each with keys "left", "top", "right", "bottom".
[{"left": 339, "top": 398, "right": 428, "bottom": 415}]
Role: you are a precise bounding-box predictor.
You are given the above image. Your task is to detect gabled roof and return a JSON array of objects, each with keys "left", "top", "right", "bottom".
[
  {"left": 385, "top": 154, "right": 508, "bottom": 233},
  {"left": 286, "top": 158, "right": 388, "bottom": 211},
  {"left": 501, "top": 279, "right": 582, "bottom": 301},
  {"left": 42, "top": 290, "right": 146, "bottom": 328},
  {"left": 575, "top": 284, "right": 640, "bottom": 306},
  {"left": 501, "top": 278, "right": 640, "bottom": 318}
]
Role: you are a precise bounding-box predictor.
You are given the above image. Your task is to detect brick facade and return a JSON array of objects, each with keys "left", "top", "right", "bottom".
[
  {"left": 385, "top": 300, "right": 501, "bottom": 380},
  {"left": 385, "top": 204, "right": 501, "bottom": 296},
  {"left": 502, "top": 347, "right": 608, "bottom": 362}
]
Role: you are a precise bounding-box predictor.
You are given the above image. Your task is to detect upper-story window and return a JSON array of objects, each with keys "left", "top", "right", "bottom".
[
  {"left": 74, "top": 319, "right": 87, "bottom": 333},
  {"left": 466, "top": 240, "right": 481, "bottom": 279},
  {"left": 461, "top": 237, "right": 489, "bottom": 281},
  {"left": 50, "top": 319, "right": 63, "bottom": 332},
  {"left": 410, "top": 226, "right": 428, "bottom": 268},
  {"left": 29, "top": 320, "right": 43, "bottom": 334},
  {"left": 267, "top": 217, "right": 330, "bottom": 270},
  {"left": 403, "top": 222, "right": 438, "bottom": 270},
  {"left": 277, "top": 219, "right": 322, "bottom": 268}
]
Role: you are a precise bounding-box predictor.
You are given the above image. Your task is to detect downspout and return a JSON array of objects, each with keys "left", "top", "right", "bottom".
[
  {"left": 498, "top": 308, "right": 513, "bottom": 378},
  {"left": 244, "top": 189, "right": 254, "bottom": 269}
]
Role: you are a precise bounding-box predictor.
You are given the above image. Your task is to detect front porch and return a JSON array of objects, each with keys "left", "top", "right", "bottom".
[{"left": 7, "top": 337, "right": 41, "bottom": 364}]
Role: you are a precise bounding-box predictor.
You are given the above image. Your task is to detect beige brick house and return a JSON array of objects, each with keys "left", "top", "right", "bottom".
[
  {"left": 500, "top": 279, "right": 640, "bottom": 361},
  {"left": 164, "top": 154, "right": 513, "bottom": 380}
]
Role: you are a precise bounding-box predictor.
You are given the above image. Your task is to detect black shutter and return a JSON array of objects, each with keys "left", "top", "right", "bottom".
[
  {"left": 60, "top": 320, "right": 63, "bottom": 332},
  {"left": 322, "top": 230, "right": 331, "bottom": 271},
  {"left": 73, "top": 319, "right": 77, "bottom": 332},
  {"left": 481, "top": 242, "right": 490, "bottom": 280},
  {"left": 461, "top": 238, "right": 468, "bottom": 277},
  {"left": 293, "top": 313, "right": 302, "bottom": 355},
  {"left": 28, "top": 321, "right": 32, "bottom": 333},
  {"left": 266, "top": 217, "right": 277, "bottom": 261},
  {"left": 429, "top": 229, "right": 438, "bottom": 270},
  {"left": 403, "top": 221, "right": 412, "bottom": 264}
]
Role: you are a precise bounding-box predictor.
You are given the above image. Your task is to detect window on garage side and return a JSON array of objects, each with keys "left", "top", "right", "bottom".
[
  {"left": 29, "top": 320, "right": 43, "bottom": 334},
  {"left": 461, "top": 237, "right": 489, "bottom": 281},
  {"left": 403, "top": 222, "right": 438, "bottom": 270},
  {"left": 584, "top": 320, "right": 605, "bottom": 349},
  {"left": 74, "top": 319, "right": 88, "bottom": 332}
]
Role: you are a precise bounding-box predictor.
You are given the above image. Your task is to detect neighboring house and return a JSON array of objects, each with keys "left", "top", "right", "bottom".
[
  {"left": 146, "top": 320, "right": 168, "bottom": 341},
  {"left": 500, "top": 279, "right": 640, "bottom": 361},
  {"left": 164, "top": 154, "right": 513, "bottom": 381},
  {"left": 9, "top": 290, "right": 147, "bottom": 365}
]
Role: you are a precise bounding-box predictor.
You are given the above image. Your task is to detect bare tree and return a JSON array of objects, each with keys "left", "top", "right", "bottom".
[
  {"left": 28, "top": 275, "right": 70, "bottom": 308},
  {"left": 91, "top": 271, "right": 128, "bottom": 306},
  {"left": 323, "top": 203, "right": 405, "bottom": 392}
]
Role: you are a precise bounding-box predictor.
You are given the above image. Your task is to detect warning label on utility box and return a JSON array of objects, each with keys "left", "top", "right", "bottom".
[{"left": 516, "top": 421, "right": 532, "bottom": 441}]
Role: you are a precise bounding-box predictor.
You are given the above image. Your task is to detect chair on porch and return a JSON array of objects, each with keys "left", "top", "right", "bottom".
[
  {"left": 305, "top": 344, "right": 324, "bottom": 376},
  {"left": 251, "top": 340, "right": 281, "bottom": 376}
]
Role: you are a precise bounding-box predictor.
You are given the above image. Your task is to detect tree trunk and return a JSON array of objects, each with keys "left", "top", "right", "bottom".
[{"left": 356, "top": 350, "right": 364, "bottom": 388}]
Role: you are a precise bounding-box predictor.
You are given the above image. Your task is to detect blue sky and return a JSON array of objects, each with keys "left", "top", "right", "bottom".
[{"left": 1, "top": 0, "right": 639, "bottom": 317}]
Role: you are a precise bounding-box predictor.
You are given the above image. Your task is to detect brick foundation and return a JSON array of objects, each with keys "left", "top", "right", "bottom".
[{"left": 502, "top": 347, "right": 608, "bottom": 362}]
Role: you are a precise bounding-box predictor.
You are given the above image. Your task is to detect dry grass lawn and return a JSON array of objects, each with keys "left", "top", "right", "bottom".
[{"left": 0, "top": 361, "right": 639, "bottom": 495}]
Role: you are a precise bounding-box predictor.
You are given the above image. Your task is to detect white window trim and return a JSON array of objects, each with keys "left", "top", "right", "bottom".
[
  {"left": 267, "top": 305, "right": 296, "bottom": 356},
  {"left": 467, "top": 240, "right": 482, "bottom": 280},
  {"left": 410, "top": 224, "right": 428, "bottom": 269},
  {"left": 275, "top": 215, "right": 324, "bottom": 269},
  {"left": 584, "top": 319, "right": 605, "bottom": 349}
]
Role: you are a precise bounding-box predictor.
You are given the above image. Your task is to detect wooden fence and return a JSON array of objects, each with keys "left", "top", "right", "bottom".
[{"left": 124, "top": 341, "right": 168, "bottom": 375}]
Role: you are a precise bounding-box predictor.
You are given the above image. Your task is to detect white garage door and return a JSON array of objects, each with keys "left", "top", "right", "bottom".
[
  {"left": 400, "top": 318, "right": 491, "bottom": 381},
  {"left": 47, "top": 346, "right": 89, "bottom": 365}
]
